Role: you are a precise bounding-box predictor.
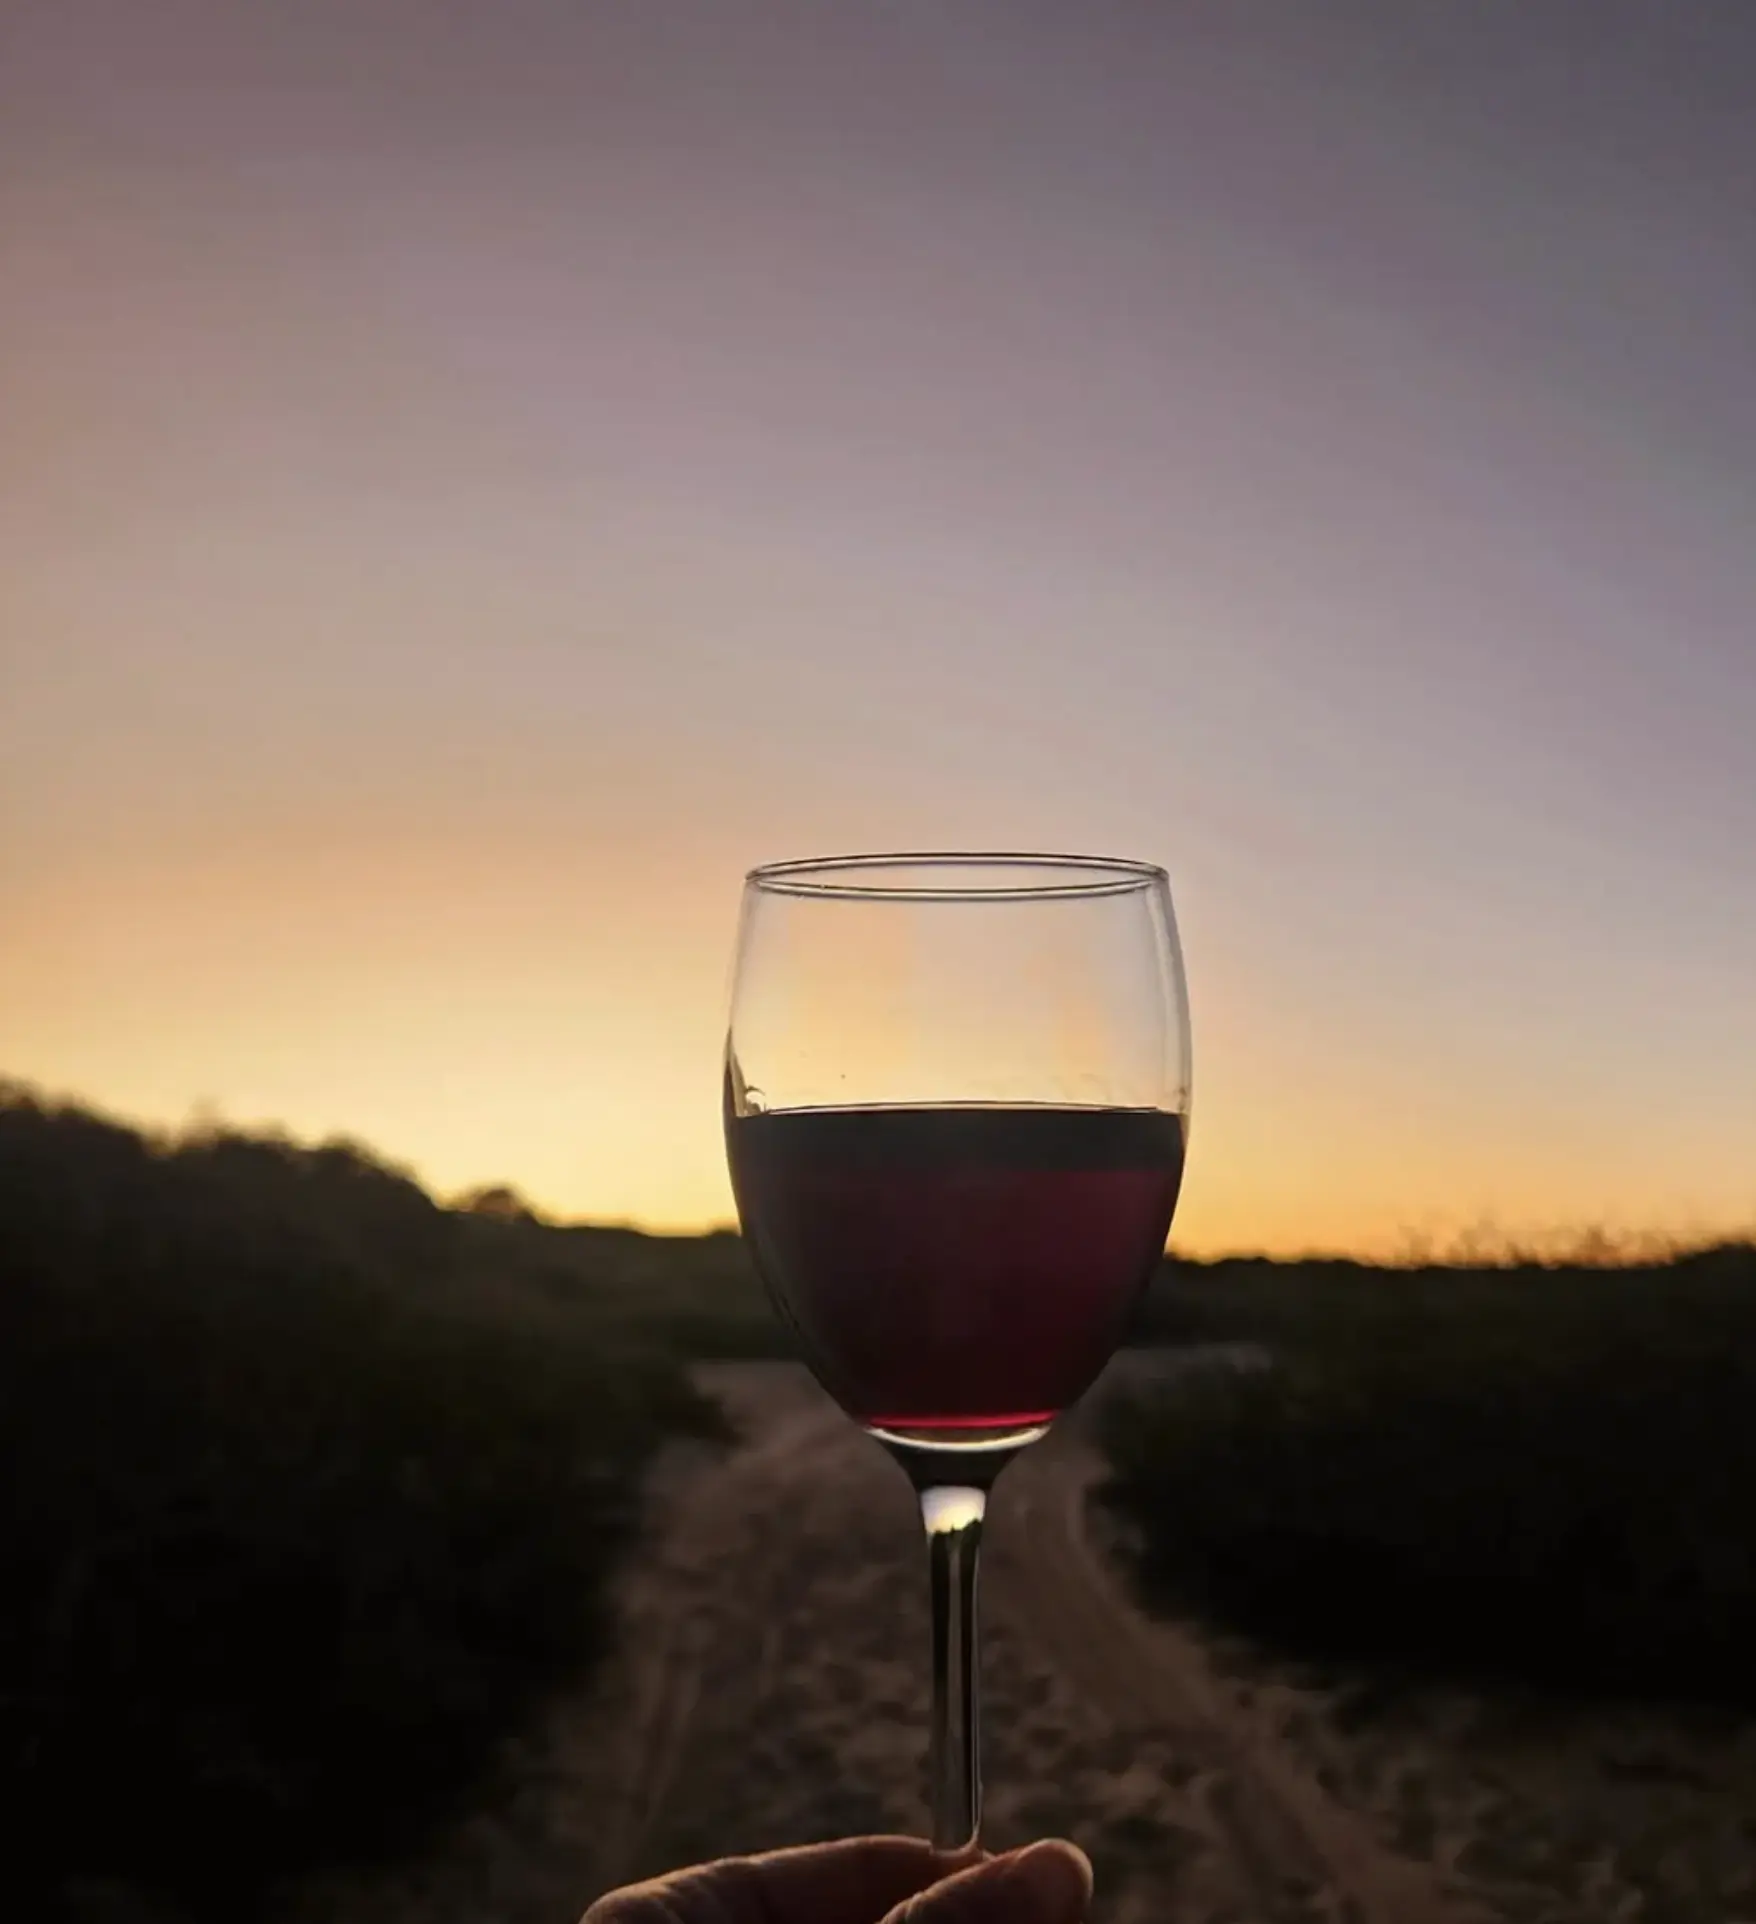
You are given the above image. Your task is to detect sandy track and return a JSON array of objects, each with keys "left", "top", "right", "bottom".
[
  {"left": 286, "top": 1362, "right": 1496, "bottom": 1924},
  {"left": 591, "top": 1364, "right": 1491, "bottom": 1923}
]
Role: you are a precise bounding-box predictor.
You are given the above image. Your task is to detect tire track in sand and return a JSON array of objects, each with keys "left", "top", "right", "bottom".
[
  {"left": 589, "top": 1380, "right": 843, "bottom": 1889},
  {"left": 995, "top": 1433, "right": 1496, "bottom": 1924}
]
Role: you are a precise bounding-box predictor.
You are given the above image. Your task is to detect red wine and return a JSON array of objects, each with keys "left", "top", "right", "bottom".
[{"left": 726, "top": 1100, "right": 1185, "bottom": 1450}]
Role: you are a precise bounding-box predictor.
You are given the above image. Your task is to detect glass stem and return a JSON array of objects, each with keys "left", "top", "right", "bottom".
[{"left": 921, "top": 1484, "right": 986, "bottom": 1850}]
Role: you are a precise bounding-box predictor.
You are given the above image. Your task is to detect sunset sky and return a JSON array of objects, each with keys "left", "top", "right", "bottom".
[{"left": 5, "top": 1, "right": 1753, "bottom": 1255}]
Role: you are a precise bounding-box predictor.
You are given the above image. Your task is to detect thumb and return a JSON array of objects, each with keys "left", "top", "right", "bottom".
[{"left": 881, "top": 1840, "right": 1093, "bottom": 1924}]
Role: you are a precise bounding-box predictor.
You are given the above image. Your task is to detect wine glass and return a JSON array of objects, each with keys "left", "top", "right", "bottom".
[{"left": 722, "top": 853, "right": 1192, "bottom": 1849}]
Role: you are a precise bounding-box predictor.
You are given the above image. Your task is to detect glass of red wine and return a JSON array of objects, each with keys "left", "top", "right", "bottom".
[{"left": 723, "top": 853, "right": 1192, "bottom": 1849}]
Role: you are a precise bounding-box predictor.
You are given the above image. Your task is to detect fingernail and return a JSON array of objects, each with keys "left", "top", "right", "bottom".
[{"left": 999, "top": 1840, "right": 1094, "bottom": 1923}]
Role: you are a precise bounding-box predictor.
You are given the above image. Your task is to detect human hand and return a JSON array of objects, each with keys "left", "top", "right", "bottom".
[{"left": 583, "top": 1834, "right": 1093, "bottom": 1924}]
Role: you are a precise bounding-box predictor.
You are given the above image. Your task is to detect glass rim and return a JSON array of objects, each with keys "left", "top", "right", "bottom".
[{"left": 744, "top": 850, "right": 1169, "bottom": 902}]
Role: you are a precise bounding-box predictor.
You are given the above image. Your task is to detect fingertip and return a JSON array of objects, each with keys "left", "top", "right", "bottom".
[{"left": 999, "top": 1838, "right": 1094, "bottom": 1924}]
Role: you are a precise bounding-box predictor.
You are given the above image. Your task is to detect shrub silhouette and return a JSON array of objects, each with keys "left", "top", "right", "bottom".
[
  {"left": 1104, "top": 1244, "right": 1756, "bottom": 1704},
  {"left": 0, "top": 1084, "right": 724, "bottom": 1919}
]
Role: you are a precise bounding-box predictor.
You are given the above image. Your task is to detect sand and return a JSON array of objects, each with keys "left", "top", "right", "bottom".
[{"left": 283, "top": 1361, "right": 1756, "bottom": 1924}]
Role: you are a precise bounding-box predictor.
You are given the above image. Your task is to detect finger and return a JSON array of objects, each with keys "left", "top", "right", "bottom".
[
  {"left": 882, "top": 1840, "right": 1093, "bottom": 1924},
  {"left": 730, "top": 1835, "right": 981, "bottom": 1924},
  {"left": 592, "top": 1836, "right": 978, "bottom": 1924}
]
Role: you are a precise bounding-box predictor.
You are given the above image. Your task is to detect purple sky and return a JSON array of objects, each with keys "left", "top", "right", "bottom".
[{"left": 4, "top": 1, "right": 1753, "bottom": 1251}]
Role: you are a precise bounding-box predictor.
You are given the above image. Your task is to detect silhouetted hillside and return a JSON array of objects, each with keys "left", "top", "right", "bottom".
[{"left": 0, "top": 1084, "right": 730, "bottom": 1921}]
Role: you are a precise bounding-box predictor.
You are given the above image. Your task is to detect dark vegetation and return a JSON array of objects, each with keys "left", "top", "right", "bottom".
[
  {"left": 13, "top": 1069, "right": 1751, "bottom": 1913},
  {"left": 1105, "top": 1243, "right": 1756, "bottom": 1707},
  {"left": 0, "top": 1084, "right": 760, "bottom": 1922}
]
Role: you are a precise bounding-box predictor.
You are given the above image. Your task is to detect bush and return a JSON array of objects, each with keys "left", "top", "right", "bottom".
[
  {"left": 1102, "top": 1245, "right": 1756, "bottom": 1705},
  {"left": 0, "top": 1086, "right": 725, "bottom": 1919}
]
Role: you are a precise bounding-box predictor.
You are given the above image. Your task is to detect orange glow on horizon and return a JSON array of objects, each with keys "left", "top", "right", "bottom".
[{"left": 7, "top": 825, "right": 1751, "bottom": 1262}]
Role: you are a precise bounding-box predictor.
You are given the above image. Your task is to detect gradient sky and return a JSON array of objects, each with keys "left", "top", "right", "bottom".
[{"left": 5, "top": 1, "right": 1753, "bottom": 1254}]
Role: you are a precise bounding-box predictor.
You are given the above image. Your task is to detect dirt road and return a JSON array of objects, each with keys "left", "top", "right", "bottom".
[
  {"left": 288, "top": 1362, "right": 1495, "bottom": 1924},
  {"left": 597, "top": 1365, "right": 1491, "bottom": 1923}
]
